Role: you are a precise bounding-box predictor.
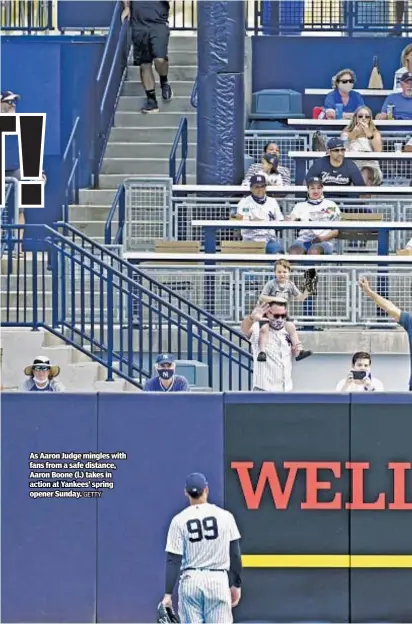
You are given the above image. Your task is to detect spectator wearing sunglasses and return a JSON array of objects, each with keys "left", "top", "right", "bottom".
[
  {"left": 305, "top": 137, "right": 366, "bottom": 187},
  {"left": 243, "top": 142, "right": 291, "bottom": 186},
  {"left": 341, "top": 106, "right": 383, "bottom": 186},
  {"left": 377, "top": 72, "right": 412, "bottom": 120},
  {"left": 323, "top": 69, "right": 364, "bottom": 119},
  {"left": 20, "top": 356, "right": 65, "bottom": 392}
]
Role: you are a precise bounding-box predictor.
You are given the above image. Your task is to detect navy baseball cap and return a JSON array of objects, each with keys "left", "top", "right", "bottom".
[
  {"left": 1, "top": 91, "right": 20, "bottom": 103},
  {"left": 327, "top": 137, "right": 345, "bottom": 151},
  {"left": 400, "top": 71, "right": 412, "bottom": 82},
  {"left": 156, "top": 353, "right": 175, "bottom": 365},
  {"left": 263, "top": 153, "right": 279, "bottom": 168},
  {"left": 250, "top": 174, "right": 267, "bottom": 187},
  {"left": 185, "top": 473, "right": 208, "bottom": 495},
  {"left": 306, "top": 176, "right": 324, "bottom": 186}
]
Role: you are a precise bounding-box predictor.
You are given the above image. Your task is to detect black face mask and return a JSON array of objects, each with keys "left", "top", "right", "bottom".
[
  {"left": 158, "top": 368, "right": 174, "bottom": 381},
  {"left": 251, "top": 192, "right": 267, "bottom": 205}
]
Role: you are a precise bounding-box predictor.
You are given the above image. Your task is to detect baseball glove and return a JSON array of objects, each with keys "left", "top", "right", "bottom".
[
  {"left": 303, "top": 268, "right": 318, "bottom": 296},
  {"left": 157, "top": 602, "right": 180, "bottom": 624}
]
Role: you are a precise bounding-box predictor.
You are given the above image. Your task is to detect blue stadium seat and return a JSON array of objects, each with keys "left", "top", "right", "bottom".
[{"left": 250, "top": 89, "right": 304, "bottom": 120}]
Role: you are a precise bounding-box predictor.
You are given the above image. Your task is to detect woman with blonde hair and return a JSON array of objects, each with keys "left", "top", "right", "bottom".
[
  {"left": 341, "top": 105, "right": 383, "bottom": 185},
  {"left": 324, "top": 68, "right": 365, "bottom": 119},
  {"left": 393, "top": 44, "right": 412, "bottom": 91}
]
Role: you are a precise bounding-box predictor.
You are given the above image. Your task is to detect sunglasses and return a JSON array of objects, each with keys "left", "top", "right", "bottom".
[
  {"left": 271, "top": 313, "right": 287, "bottom": 319},
  {"left": 340, "top": 79, "right": 354, "bottom": 84},
  {"left": 358, "top": 114, "right": 371, "bottom": 119},
  {"left": 331, "top": 148, "right": 346, "bottom": 152},
  {"left": 33, "top": 366, "right": 49, "bottom": 372}
]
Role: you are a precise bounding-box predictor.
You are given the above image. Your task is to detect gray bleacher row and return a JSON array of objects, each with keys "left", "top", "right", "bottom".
[
  {"left": 134, "top": 265, "right": 412, "bottom": 327},
  {"left": 244, "top": 130, "right": 412, "bottom": 185},
  {"left": 127, "top": 194, "right": 412, "bottom": 253}
]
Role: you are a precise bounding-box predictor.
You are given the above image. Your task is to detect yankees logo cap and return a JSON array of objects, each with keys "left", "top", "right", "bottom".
[
  {"left": 156, "top": 353, "right": 175, "bottom": 365},
  {"left": 185, "top": 472, "right": 208, "bottom": 495},
  {"left": 327, "top": 137, "right": 345, "bottom": 150},
  {"left": 250, "top": 174, "right": 267, "bottom": 187}
]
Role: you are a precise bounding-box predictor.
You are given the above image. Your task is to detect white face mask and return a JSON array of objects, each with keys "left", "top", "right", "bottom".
[
  {"left": 33, "top": 375, "right": 49, "bottom": 386},
  {"left": 403, "top": 85, "right": 412, "bottom": 97},
  {"left": 339, "top": 81, "right": 353, "bottom": 93}
]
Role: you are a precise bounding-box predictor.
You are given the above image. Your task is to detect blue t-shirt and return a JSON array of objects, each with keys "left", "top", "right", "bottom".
[
  {"left": 306, "top": 156, "right": 365, "bottom": 186},
  {"left": 399, "top": 311, "right": 412, "bottom": 390},
  {"left": 324, "top": 89, "right": 365, "bottom": 114},
  {"left": 381, "top": 93, "right": 412, "bottom": 120},
  {"left": 143, "top": 374, "right": 190, "bottom": 392},
  {"left": 29, "top": 383, "right": 54, "bottom": 392}
]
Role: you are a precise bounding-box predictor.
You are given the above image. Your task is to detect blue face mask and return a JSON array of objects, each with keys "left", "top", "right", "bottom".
[{"left": 158, "top": 368, "right": 174, "bottom": 381}]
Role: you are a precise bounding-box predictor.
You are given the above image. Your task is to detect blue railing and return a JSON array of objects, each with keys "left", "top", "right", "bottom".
[
  {"left": 1, "top": 178, "right": 18, "bottom": 257},
  {"left": 1, "top": 224, "right": 253, "bottom": 390},
  {"left": 191, "top": 77, "right": 198, "bottom": 109},
  {"left": 104, "top": 184, "right": 126, "bottom": 246},
  {"left": 93, "top": 2, "right": 130, "bottom": 187},
  {"left": 169, "top": 117, "right": 188, "bottom": 184},
  {"left": 61, "top": 116, "right": 80, "bottom": 222},
  {"left": 1, "top": 0, "right": 53, "bottom": 31}
]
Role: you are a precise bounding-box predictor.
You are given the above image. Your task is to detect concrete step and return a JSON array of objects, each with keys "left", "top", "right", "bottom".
[
  {"left": 117, "top": 95, "right": 193, "bottom": 113},
  {"left": 69, "top": 205, "right": 112, "bottom": 221},
  {"left": 147, "top": 50, "right": 196, "bottom": 65},
  {"left": 101, "top": 158, "right": 196, "bottom": 175},
  {"left": 105, "top": 142, "right": 196, "bottom": 159},
  {"left": 109, "top": 126, "right": 197, "bottom": 143},
  {"left": 126, "top": 65, "right": 197, "bottom": 81},
  {"left": 114, "top": 111, "right": 196, "bottom": 128},
  {"left": 168, "top": 35, "right": 197, "bottom": 52},
  {"left": 122, "top": 80, "right": 193, "bottom": 97},
  {"left": 79, "top": 176, "right": 197, "bottom": 204},
  {"left": 70, "top": 221, "right": 108, "bottom": 239}
]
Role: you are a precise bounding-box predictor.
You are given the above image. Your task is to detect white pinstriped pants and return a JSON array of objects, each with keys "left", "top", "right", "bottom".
[{"left": 178, "top": 569, "right": 232, "bottom": 623}]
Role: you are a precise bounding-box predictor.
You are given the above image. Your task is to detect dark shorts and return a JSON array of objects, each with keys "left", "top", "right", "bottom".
[{"left": 131, "top": 22, "right": 169, "bottom": 64}]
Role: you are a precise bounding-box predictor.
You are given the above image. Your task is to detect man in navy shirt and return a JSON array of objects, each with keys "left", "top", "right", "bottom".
[
  {"left": 377, "top": 72, "right": 412, "bottom": 120},
  {"left": 143, "top": 353, "right": 190, "bottom": 392},
  {"left": 305, "top": 137, "right": 365, "bottom": 187},
  {"left": 359, "top": 277, "right": 412, "bottom": 390}
]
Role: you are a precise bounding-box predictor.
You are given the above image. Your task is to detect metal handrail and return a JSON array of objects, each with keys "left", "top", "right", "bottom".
[
  {"left": 62, "top": 116, "right": 80, "bottom": 222},
  {"left": 62, "top": 222, "right": 251, "bottom": 349},
  {"left": 1, "top": 224, "right": 253, "bottom": 390},
  {"left": 191, "top": 76, "right": 198, "bottom": 109},
  {"left": 169, "top": 117, "right": 188, "bottom": 184},
  {"left": 104, "top": 184, "right": 126, "bottom": 245},
  {"left": 93, "top": 3, "right": 130, "bottom": 187}
]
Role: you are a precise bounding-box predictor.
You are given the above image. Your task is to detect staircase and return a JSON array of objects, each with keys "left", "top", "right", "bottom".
[
  {"left": 1, "top": 328, "right": 139, "bottom": 392},
  {"left": 70, "top": 34, "right": 197, "bottom": 245}
]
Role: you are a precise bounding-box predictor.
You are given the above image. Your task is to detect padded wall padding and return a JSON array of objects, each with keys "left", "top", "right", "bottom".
[
  {"left": 197, "top": 1, "right": 245, "bottom": 185},
  {"left": 197, "top": 73, "right": 245, "bottom": 185}
]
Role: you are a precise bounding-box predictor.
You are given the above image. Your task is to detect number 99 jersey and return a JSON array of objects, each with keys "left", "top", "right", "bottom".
[{"left": 165, "top": 502, "right": 241, "bottom": 570}]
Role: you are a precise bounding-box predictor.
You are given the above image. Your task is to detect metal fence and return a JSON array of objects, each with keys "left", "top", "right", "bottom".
[
  {"left": 124, "top": 178, "right": 173, "bottom": 251},
  {"left": 138, "top": 264, "right": 412, "bottom": 327},
  {"left": 244, "top": 131, "right": 412, "bottom": 186},
  {"left": 172, "top": 196, "right": 412, "bottom": 253}
]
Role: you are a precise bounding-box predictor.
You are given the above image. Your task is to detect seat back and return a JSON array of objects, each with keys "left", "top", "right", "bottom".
[{"left": 338, "top": 213, "right": 384, "bottom": 241}]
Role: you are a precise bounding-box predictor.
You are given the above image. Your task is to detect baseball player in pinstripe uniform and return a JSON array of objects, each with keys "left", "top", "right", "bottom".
[{"left": 161, "top": 473, "right": 242, "bottom": 623}]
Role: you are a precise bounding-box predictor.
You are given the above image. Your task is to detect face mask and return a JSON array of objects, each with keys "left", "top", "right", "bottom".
[
  {"left": 339, "top": 82, "right": 353, "bottom": 93},
  {"left": 158, "top": 368, "right": 174, "bottom": 381},
  {"left": 33, "top": 375, "right": 49, "bottom": 386},
  {"left": 307, "top": 196, "right": 323, "bottom": 206},
  {"left": 251, "top": 193, "right": 267, "bottom": 205},
  {"left": 404, "top": 86, "right": 412, "bottom": 97},
  {"left": 268, "top": 318, "right": 285, "bottom": 331}
]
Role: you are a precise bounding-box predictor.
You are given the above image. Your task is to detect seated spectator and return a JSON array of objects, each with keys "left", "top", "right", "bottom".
[
  {"left": 336, "top": 351, "right": 384, "bottom": 392},
  {"left": 287, "top": 177, "right": 340, "bottom": 255},
  {"left": 324, "top": 69, "right": 365, "bottom": 119},
  {"left": 20, "top": 356, "right": 65, "bottom": 392},
  {"left": 393, "top": 43, "right": 412, "bottom": 91},
  {"left": 341, "top": 106, "right": 383, "bottom": 186},
  {"left": 305, "top": 137, "right": 366, "bottom": 187},
  {"left": 143, "top": 354, "right": 190, "bottom": 392},
  {"left": 243, "top": 142, "right": 291, "bottom": 186},
  {"left": 235, "top": 174, "right": 284, "bottom": 254},
  {"left": 243, "top": 153, "right": 284, "bottom": 188},
  {"left": 377, "top": 72, "right": 412, "bottom": 120}
]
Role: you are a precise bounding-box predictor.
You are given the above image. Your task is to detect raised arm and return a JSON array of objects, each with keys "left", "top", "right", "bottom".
[
  {"left": 359, "top": 277, "right": 401, "bottom": 322},
  {"left": 240, "top": 302, "right": 270, "bottom": 337}
]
